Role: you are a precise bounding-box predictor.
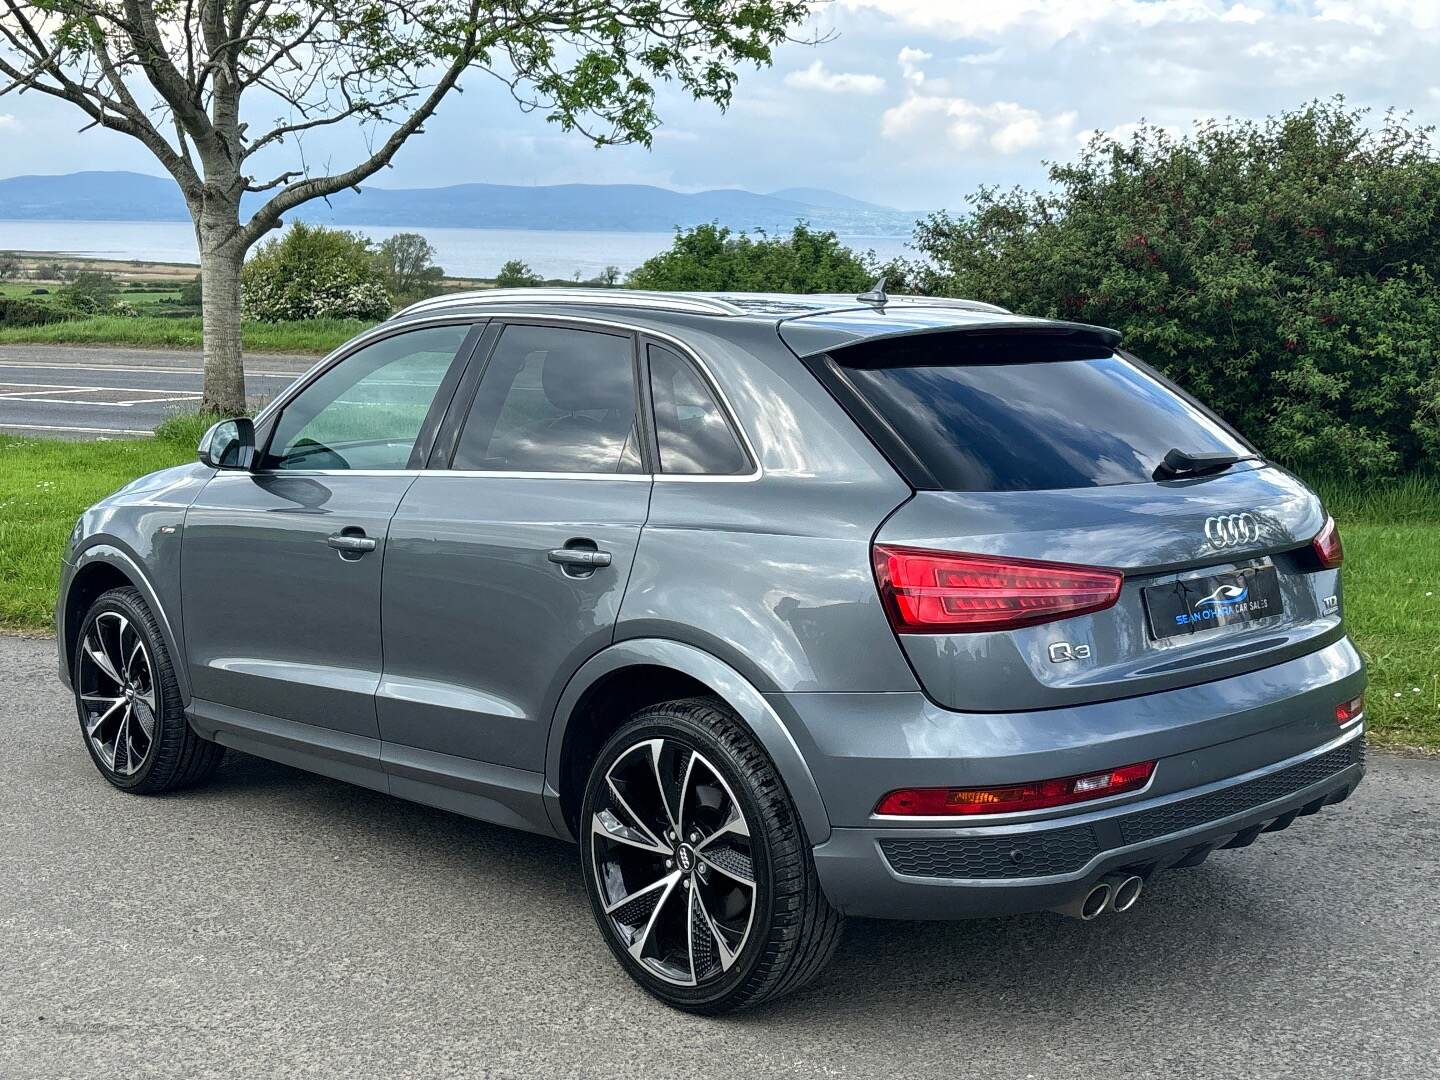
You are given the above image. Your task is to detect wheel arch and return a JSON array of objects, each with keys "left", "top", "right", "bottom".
[
  {"left": 61, "top": 545, "right": 191, "bottom": 702},
  {"left": 544, "top": 639, "right": 831, "bottom": 845}
]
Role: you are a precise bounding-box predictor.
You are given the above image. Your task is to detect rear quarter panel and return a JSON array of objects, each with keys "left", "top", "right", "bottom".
[{"left": 617, "top": 320, "right": 916, "bottom": 693}]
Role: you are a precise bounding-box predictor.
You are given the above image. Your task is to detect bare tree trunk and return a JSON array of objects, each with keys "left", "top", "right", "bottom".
[{"left": 196, "top": 203, "right": 248, "bottom": 415}]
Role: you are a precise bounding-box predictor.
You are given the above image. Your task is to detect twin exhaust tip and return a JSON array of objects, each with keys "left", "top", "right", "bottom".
[{"left": 1051, "top": 874, "right": 1144, "bottom": 921}]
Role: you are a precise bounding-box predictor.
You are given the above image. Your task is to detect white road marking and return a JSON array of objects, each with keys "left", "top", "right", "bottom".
[
  {"left": 0, "top": 422, "right": 153, "bottom": 436},
  {"left": 0, "top": 386, "right": 102, "bottom": 398},
  {"left": 0, "top": 360, "right": 301, "bottom": 378}
]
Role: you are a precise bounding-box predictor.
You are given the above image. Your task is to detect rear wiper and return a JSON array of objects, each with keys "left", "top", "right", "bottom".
[{"left": 1152, "top": 448, "right": 1258, "bottom": 481}]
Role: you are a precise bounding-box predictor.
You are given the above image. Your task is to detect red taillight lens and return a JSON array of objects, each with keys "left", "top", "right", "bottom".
[
  {"left": 1336, "top": 693, "right": 1365, "bottom": 725},
  {"left": 875, "top": 761, "right": 1156, "bottom": 817},
  {"left": 1312, "top": 516, "right": 1344, "bottom": 569},
  {"left": 871, "top": 545, "right": 1123, "bottom": 633}
]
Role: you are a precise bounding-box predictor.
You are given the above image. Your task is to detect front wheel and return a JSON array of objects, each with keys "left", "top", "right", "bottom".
[
  {"left": 580, "top": 697, "right": 843, "bottom": 1013},
  {"left": 73, "top": 586, "right": 224, "bottom": 793}
]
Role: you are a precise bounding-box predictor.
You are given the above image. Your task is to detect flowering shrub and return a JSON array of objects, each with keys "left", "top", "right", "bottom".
[{"left": 241, "top": 224, "right": 392, "bottom": 323}]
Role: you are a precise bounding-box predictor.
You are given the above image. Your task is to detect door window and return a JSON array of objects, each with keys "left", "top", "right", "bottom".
[
  {"left": 647, "top": 344, "right": 750, "bottom": 475},
  {"left": 451, "top": 324, "right": 642, "bottom": 473},
  {"left": 265, "top": 324, "right": 470, "bottom": 471}
]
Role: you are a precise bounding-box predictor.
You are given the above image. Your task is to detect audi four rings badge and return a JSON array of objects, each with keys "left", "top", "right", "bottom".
[{"left": 1204, "top": 513, "right": 1260, "bottom": 548}]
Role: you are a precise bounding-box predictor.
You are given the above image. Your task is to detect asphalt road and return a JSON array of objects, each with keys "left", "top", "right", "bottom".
[
  {"left": 2, "top": 634, "right": 1437, "bottom": 1079},
  {"left": 0, "top": 344, "right": 310, "bottom": 438}
]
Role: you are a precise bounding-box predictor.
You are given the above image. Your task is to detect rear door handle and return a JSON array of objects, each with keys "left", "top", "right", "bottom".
[
  {"left": 547, "top": 547, "right": 612, "bottom": 568},
  {"left": 327, "top": 533, "right": 378, "bottom": 553}
]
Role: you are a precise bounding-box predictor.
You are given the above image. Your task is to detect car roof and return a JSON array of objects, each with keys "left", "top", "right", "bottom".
[{"left": 390, "top": 287, "right": 1122, "bottom": 354}]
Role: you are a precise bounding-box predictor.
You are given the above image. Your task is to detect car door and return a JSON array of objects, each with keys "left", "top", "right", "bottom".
[
  {"left": 181, "top": 322, "right": 479, "bottom": 747},
  {"left": 376, "top": 320, "right": 652, "bottom": 807}
]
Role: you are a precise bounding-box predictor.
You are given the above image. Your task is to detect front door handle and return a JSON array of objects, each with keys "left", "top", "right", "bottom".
[
  {"left": 547, "top": 547, "right": 612, "bottom": 569},
  {"left": 327, "top": 532, "right": 378, "bottom": 554}
]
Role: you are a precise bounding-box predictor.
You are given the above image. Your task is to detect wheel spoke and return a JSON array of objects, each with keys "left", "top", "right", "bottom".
[
  {"left": 124, "top": 636, "right": 145, "bottom": 680},
  {"left": 603, "top": 867, "right": 680, "bottom": 917},
  {"left": 692, "top": 881, "right": 741, "bottom": 972},
  {"left": 84, "top": 636, "right": 122, "bottom": 686},
  {"left": 699, "top": 848, "right": 755, "bottom": 889},
  {"left": 592, "top": 806, "right": 670, "bottom": 857},
  {"left": 626, "top": 872, "right": 683, "bottom": 962},
  {"left": 603, "top": 774, "right": 671, "bottom": 853},
  {"left": 84, "top": 697, "right": 125, "bottom": 738},
  {"left": 697, "top": 808, "right": 750, "bottom": 850},
  {"left": 105, "top": 615, "right": 131, "bottom": 682},
  {"left": 645, "top": 739, "right": 682, "bottom": 839},
  {"left": 674, "top": 748, "right": 698, "bottom": 839},
  {"left": 116, "top": 705, "right": 134, "bottom": 773}
]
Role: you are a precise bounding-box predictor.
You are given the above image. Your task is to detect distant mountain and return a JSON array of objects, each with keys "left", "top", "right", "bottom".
[
  {"left": 0, "top": 171, "right": 917, "bottom": 236},
  {"left": 767, "top": 187, "right": 888, "bottom": 212}
]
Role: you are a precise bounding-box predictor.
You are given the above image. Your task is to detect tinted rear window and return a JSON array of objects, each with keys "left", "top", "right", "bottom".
[{"left": 835, "top": 342, "right": 1250, "bottom": 492}]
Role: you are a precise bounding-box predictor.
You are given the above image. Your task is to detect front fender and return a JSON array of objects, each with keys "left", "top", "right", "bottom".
[
  {"left": 59, "top": 542, "right": 192, "bottom": 703},
  {"left": 543, "top": 638, "right": 832, "bottom": 845}
]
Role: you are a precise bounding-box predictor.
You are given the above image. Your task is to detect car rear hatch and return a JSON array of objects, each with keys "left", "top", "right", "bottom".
[{"left": 781, "top": 313, "right": 1345, "bottom": 712}]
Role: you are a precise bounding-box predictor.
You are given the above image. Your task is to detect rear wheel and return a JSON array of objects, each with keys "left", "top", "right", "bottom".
[
  {"left": 73, "top": 587, "right": 223, "bottom": 793},
  {"left": 580, "top": 697, "right": 843, "bottom": 1013}
]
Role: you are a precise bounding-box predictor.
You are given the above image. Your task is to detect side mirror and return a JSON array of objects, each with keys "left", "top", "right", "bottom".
[{"left": 198, "top": 417, "right": 256, "bottom": 470}]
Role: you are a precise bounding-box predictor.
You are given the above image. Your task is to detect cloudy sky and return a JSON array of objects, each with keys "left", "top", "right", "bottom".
[{"left": 2, "top": 0, "right": 1438, "bottom": 211}]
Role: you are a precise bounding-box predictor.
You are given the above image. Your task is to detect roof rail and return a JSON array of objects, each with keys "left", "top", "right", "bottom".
[{"left": 396, "top": 288, "right": 743, "bottom": 318}]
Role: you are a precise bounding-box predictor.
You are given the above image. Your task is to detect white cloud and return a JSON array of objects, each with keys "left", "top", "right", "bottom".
[
  {"left": 0, "top": 115, "right": 18, "bottom": 132},
  {"left": 1221, "top": 3, "right": 1265, "bottom": 22},
  {"left": 783, "top": 60, "right": 886, "bottom": 95},
  {"left": 883, "top": 94, "right": 1079, "bottom": 155}
]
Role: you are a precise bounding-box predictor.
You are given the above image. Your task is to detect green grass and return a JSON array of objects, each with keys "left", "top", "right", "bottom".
[
  {"left": 1331, "top": 524, "right": 1440, "bottom": 751},
  {"left": 0, "top": 432, "right": 194, "bottom": 631},
  {"left": 0, "top": 315, "right": 368, "bottom": 353},
  {"left": 1, "top": 433, "right": 1436, "bottom": 748}
]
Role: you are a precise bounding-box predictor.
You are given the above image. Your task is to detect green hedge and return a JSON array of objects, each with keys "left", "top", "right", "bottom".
[
  {"left": 0, "top": 297, "right": 72, "bottom": 327},
  {"left": 910, "top": 100, "right": 1440, "bottom": 479}
]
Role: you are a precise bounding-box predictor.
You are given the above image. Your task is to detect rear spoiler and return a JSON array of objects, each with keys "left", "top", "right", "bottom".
[{"left": 779, "top": 313, "right": 1122, "bottom": 360}]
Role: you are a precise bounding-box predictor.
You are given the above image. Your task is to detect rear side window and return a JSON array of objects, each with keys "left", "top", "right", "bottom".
[
  {"left": 452, "top": 324, "right": 642, "bottom": 474},
  {"left": 833, "top": 338, "right": 1250, "bottom": 492},
  {"left": 647, "top": 344, "right": 749, "bottom": 475}
]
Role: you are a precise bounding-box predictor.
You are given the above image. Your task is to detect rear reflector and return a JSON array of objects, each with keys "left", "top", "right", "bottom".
[
  {"left": 876, "top": 761, "right": 1156, "bottom": 817},
  {"left": 871, "top": 545, "right": 1123, "bottom": 633},
  {"left": 1336, "top": 693, "right": 1364, "bottom": 725},
  {"left": 1312, "top": 516, "right": 1344, "bottom": 569}
]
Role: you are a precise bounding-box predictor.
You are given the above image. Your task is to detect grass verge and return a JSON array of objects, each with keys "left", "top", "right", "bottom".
[
  {"left": 1, "top": 431, "right": 1436, "bottom": 748},
  {"left": 0, "top": 315, "right": 369, "bottom": 353}
]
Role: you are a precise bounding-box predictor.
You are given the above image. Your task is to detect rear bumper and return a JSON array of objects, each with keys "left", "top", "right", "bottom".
[{"left": 811, "top": 724, "right": 1364, "bottom": 919}]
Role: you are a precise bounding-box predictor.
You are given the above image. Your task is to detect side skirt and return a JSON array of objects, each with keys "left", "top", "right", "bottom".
[{"left": 187, "top": 699, "right": 560, "bottom": 838}]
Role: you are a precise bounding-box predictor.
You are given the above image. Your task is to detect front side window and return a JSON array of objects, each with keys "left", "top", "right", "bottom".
[
  {"left": 648, "top": 344, "right": 749, "bottom": 475},
  {"left": 452, "top": 324, "right": 641, "bottom": 474},
  {"left": 265, "top": 325, "right": 469, "bottom": 471}
]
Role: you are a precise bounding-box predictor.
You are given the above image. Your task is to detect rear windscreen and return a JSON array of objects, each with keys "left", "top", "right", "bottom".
[{"left": 835, "top": 340, "right": 1250, "bottom": 492}]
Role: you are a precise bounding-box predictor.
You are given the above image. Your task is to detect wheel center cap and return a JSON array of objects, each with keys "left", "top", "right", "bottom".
[{"left": 676, "top": 844, "right": 696, "bottom": 873}]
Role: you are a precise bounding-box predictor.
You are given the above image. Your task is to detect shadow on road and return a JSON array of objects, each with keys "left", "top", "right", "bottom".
[{"left": 182, "top": 747, "right": 1318, "bottom": 1029}]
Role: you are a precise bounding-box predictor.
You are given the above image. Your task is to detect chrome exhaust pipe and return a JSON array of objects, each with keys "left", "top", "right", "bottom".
[
  {"left": 1050, "top": 881, "right": 1111, "bottom": 921},
  {"left": 1103, "top": 874, "right": 1144, "bottom": 913}
]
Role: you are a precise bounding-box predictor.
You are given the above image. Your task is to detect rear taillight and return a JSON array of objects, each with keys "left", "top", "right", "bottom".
[
  {"left": 1336, "top": 693, "right": 1365, "bottom": 726},
  {"left": 871, "top": 545, "right": 1123, "bottom": 633},
  {"left": 1312, "top": 516, "right": 1344, "bottom": 569},
  {"left": 875, "top": 761, "right": 1156, "bottom": 817}
]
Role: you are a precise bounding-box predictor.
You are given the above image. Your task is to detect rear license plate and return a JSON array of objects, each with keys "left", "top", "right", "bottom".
[{"left": 1143, "top": 565, "right": 1283, "bottom": 641}]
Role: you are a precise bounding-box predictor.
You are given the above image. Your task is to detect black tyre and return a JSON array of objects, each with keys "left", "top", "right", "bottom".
[
  {"left": 580, "top": 697, "right": 843, "bottom": 1013},
  {"left": 73, "top": 586, "right": 224, "bottom": 793}
]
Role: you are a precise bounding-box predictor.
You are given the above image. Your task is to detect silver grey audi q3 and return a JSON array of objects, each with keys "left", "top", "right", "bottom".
[{"left": 57, "top": 287, "right": 1365, "bottom": 1013}]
